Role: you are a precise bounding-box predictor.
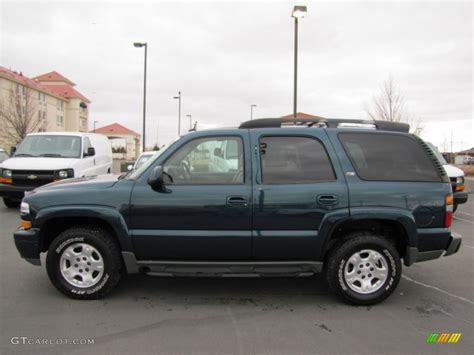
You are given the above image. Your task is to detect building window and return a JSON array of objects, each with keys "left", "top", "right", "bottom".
[{"left": 56, "top": 115, "right": 64, "bottom": 126}]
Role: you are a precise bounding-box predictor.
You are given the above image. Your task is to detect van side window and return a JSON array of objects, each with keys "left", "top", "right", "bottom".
[
  {"left": 163, "top": 137, "right": 244, "bottom": 184},
  {"left": 260, "top": 136, "right": 335, "bottom": 184},
  {"left": 339, "top": 132, "right": 441, "bottom": 182},
  {"left": 83, "top": 137, "right": 92, "bottom": 156}
]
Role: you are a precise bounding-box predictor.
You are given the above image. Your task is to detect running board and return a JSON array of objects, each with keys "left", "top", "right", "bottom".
[{"left": 121, "top": 252, "right": 322, "bottom": 277}]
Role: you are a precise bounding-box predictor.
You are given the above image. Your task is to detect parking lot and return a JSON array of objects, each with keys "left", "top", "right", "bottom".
[{"left": 0, "top": 190, "right": 472, "bottom": 354}]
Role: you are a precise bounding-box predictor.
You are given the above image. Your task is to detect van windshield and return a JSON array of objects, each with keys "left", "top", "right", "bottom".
[{"left": 14, "top": 135, "right": 82, "bottom": 158}]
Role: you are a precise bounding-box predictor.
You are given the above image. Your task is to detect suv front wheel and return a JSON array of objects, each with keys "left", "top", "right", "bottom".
[
  {"left": 326, "top": 233, "right": 401, "bottom": 305},
  {"left": 46, "top": 226, "right": 122, "bottom": 299}
]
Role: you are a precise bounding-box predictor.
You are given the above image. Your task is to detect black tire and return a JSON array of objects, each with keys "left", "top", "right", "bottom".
[
  {"left": 46, "top": 226, "right": 122, "bottom": 300},
  {"left": 325, "top": 232, "right": 402, "bottom": 305},
  {"left": 453, "top": 204, "right": 458, "bottom": 213},
  {"left": 3, "top": 197, "right": 20, "bottom": 208}
]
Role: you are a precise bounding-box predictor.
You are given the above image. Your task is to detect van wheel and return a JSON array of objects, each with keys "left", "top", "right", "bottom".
[
  {"left": 46, "top": 226, "right": 122, "bottom": 299},
  {"left": 3, "top": 198, "right": 20, "bottom": 208},
  {"left": 326, "top": 232, "right": 401, "bottom": 305}
]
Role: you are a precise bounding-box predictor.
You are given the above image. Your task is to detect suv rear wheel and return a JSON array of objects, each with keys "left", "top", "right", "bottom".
[
  {"left": 326, "top": 233, "right": 401, "bottom": 305},
  {"left": 46, "top": 226, "right": 122, "bottom": 299}
]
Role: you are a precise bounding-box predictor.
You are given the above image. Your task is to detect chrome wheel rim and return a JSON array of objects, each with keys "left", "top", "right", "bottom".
[
  {"left": 344, "top": 249, "right": 389, "bottom": 294},
  {"left": 59, "top": 243, "right": 104, "bottom": 288}
]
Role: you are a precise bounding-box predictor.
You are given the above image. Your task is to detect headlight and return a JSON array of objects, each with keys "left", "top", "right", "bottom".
[
  {"left": 456, "top": 177, "right": 464, "bottom": 184},
  {"left": 20, "top": 201, "right": 30, "bottom": 215},
  {"left": 56, "top": 169, "right": 74, "bottom": 179},
  {"left": 3, "top": 169, "right": 12, "bottom": 178}
]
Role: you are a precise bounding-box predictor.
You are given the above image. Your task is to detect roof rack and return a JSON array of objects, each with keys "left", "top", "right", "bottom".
[{"left": 239, "top": 118, "right": 410, "bottom": 133}]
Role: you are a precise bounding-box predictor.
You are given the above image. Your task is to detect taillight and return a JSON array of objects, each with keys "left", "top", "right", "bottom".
[{"left": 445, "top": 194, "right": 453, "bottom": 228}]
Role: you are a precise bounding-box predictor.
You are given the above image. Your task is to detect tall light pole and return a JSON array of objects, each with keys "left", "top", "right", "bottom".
[
  {"left": 93, "top": 120, "right": 98, "bottom": 132},
  {"left": 186, "top": 114, "right": 192, "bottom": 130},
  {"left": 173, "top": 91, "right": 182, "bottom": 136},
  {"left": 250, "top": 104, "right": 257, "bottom": 120},
  {"left": 291, "top": 6, "right": 307, "bottom": 118},
  {"left": 133, "top": 42, "right": 147, "bottom": 151}
]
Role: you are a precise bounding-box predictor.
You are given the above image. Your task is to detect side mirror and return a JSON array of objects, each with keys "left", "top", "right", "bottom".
[
  {"left": 127, "top": 164, "right": 133, "bottom": 171},
  {"left": 85, "top": 147, "right": 95, "bottom": 157},
  {"left": 10, "top": 146, "right": 16, "bottom": 155},
  {"left": 147, "top": 165, "right": 164, "bottom": 190},
  {"left": 214, "top": 148, "right": 222, "bottom": 157}
]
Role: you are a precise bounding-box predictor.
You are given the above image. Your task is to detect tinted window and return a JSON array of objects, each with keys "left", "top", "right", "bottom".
[
  {"left": 164, "top": 137, "right": 244, "bottom": 184},
  {"left": 339, "top": 132, "right": 441, "bottom": 182},
  {"left": 260, "top": 136, "right": 335, "bottom": 184}
]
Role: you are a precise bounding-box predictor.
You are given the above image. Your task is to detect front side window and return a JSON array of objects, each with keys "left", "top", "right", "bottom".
[
  {"left": 83, "top": 137, "right": 92, "bottom": 155},
  {"left": 260, "top": 136, "right": 335, "bottom": 184},
  {"left": 164, "top": 137, "right": 244, "bottom": 185},
  {"left": 339, "top": 132, "right": 441, "bottom": 182}
]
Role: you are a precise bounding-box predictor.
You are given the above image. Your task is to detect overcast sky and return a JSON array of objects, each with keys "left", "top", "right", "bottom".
[{"left": 1, "top": 0, "right": 472, "bottom": 151}]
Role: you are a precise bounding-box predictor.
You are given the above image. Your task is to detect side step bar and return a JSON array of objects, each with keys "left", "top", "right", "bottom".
[{"left": 122, "top": 252, "right": 322, "bottom": 277}]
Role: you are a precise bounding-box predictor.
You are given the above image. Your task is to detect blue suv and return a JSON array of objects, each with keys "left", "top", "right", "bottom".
[{"left": 13, "top": 118, "right": 462, "bottom": 304}]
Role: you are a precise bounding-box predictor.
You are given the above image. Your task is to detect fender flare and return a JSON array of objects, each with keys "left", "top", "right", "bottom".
[
  {"left": 317, "top": 207, "right": 417, "bottom": 260},
  {"left": 35, "top": 205, "right": 133, "bottom": 252}
]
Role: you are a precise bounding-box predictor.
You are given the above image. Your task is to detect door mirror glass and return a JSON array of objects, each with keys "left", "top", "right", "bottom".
[
  {"left": 85, "top": 147, "right": 95, "bottom": 157},
  {"left": 148, "top": 165, "right": 164, "bottom": 189},
  {"left": 10, "top": 146, "right": 16, "bottom": 155}
]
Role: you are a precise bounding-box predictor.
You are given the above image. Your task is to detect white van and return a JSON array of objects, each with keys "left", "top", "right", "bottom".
[{"left": 0, "top": 132, "right": 112, "bottom": 207}]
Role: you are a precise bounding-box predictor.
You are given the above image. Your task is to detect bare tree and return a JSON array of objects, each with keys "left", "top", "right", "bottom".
[
  {"left": 0, "top": 86, "right": 42, "bottom": 145},
  {"left": 365, "top": 76, "right": 423, "bottom": 135}
]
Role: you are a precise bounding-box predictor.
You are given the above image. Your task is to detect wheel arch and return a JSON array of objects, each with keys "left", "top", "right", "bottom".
[
  {"left": 318, "top": 208, "right": 418, "bottom": 262},
  {"left": 35, "top": 206, "right": 132, "bottom": 253}
]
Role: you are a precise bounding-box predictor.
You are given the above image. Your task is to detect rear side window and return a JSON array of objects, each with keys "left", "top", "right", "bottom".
[
  {"left": 260, "top": 136, "right": 335, "bottom": 184},
  {"left": 339, "top": 132, "right": 441, "bottom": 182}
]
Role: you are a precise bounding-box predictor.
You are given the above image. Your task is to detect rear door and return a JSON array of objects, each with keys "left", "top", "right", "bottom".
[{"left": 250, "top": 129, "right": 349, "bottom": 260}]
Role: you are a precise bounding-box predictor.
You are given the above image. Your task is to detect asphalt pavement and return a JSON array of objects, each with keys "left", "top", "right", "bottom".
[{"left": 0, "top": 195, "right": 472, "bottom": 355}]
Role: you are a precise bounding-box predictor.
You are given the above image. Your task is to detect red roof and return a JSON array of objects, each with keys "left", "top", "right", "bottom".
[
  {"left": 33, "top": 71, "right": 75, "bottom": 86},
  {"left": 281, "top": 112, "right": 325, "bottom": 119},
  {"left": 93, "top": 123, "right": 141, "bottom": 137},
  {"left": 0, "top": 66, "right": 66, "bottom": 100},
  {"left": 42, "top": 84, "right": 90, "bottom": 103}
]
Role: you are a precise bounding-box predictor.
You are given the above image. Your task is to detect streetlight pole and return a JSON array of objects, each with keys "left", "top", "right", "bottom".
[
  {"left": 186, "top": 114, "right": 192, "bottom": 130},
  {"left": 93, "top": 120, "right": 98, "bottom": 132},
  {"left": 174, "top": 91, "right": 182, "bottom": 136},
  {"left": 133, "top": 42, "right": 147, "bottom": 152},
  {"left": 291, "top": 6, "right": 307, "bottom": 119},
  {"left": 250, "top": 104, "right": 257, "bottom": 120}
]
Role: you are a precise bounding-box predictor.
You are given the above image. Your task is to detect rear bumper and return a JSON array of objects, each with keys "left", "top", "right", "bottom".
[
  {"left": 13, "top": 227, "right": 41, "bottom": 266},
  {"left": 0, "top": 183, "right": 35, "bottom": 200},
  {"left": 404, "top": 231, "right": 462, "bottom": 266},
  {"left": 453, "top": 191, "right": 468, "bottom": 205}
]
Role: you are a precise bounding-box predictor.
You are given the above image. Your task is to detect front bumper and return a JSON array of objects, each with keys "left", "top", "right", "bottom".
[
  {"left": 14, "top": 227, "right": 41, "bottom": 265},
  {"left": 0, "top": 183, "right": 35, "bottom": 199},
  {"left": 453, "top": 191, "right": 468, "bottom": 205},
  {"left": 404, "top": 231, "right": 462, "bottom": 266}
]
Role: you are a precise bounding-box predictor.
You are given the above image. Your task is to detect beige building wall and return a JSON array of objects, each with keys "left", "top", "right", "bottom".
[{"left": 0, "top": 75, "right": 88, "bottom": 151}]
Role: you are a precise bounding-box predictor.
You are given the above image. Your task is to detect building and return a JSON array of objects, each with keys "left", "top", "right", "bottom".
[
  {"left": 0, "top": 67, "right": 90, "bottom": 151},
  {"left": 93, "top": 123, "right": 141, "bottom": 160},
  {"left": 281, "top": 112, "right": 325, "bottom": 119}
]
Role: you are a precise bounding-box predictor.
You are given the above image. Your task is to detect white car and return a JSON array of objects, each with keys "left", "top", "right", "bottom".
[
  {"left": 427, "top": 143, "right": 468, "bottom": 212},
  {"left": 128, "top": 151, "right": 158, "bottom": 171},
  {"left": 0, "top": 132, "right": 112, "bottom": 208}
]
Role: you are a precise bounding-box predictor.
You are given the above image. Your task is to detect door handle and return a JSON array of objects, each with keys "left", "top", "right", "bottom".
[
  {"left": 226, "top": 196, "right": 249, "bottom": 207},
  {"left": 317, "top": 194, "right": 339, "bottom": 206}
]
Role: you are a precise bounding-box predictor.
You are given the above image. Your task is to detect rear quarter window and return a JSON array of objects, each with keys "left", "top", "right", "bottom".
[{"left": 338, "top": 132, "right": 441, "bottom": 182}]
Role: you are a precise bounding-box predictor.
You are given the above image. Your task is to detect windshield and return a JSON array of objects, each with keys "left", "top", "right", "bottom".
[
  {"left": 14, "top": 135, "right": 82, "bottom": 158},
  {"left": 427, "top": 142, "right": 447, "bottom": 165},
  {"left": 0, "top": 151, "right": 9, "bottom": 163},
  {"left": 128, "top": 139, "right": 178, "bottom": 179}
]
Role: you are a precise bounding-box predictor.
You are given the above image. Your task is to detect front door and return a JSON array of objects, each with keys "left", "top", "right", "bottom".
[
  {"left": 250, "top": 130, "right": 349, "bottom": 260},
  {"left": 130, "top": 133, "right": 252, "bottom": 260}
]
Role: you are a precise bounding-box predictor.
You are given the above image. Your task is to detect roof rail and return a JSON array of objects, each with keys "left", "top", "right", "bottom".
[{"left": 239, "top": 118, "right": 409, "bottom": 133}]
